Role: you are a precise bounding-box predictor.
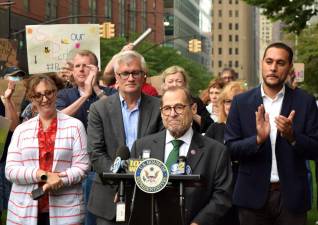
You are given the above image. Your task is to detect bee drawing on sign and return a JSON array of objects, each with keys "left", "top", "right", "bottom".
[{"left": 44, "top": 47, "right": 50, "bottom": 54}]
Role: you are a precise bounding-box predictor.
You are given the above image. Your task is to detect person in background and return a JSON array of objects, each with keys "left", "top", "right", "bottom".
[
  {"left": 57, "top": 61, "right": 74, "bottom": 88},
  {"left": 0, "top": 80, "right": 19, "bottom": 221},
  {"left": 5, "top": 74, "right": 89, "bottom": 225},
  {"left": 206, "top": 78, "right": 225, "bottom": 122},
  {"left": 225, "top": 42, "right": 318, "bottom": 225},
  {"left": 102, "top": 43, "right": 159, "bottom": 96},
  {"left": 205, "top": 81, "right": 247, "bottom": 225},
  {"left": 161, "top": 65, "right": 213, "bottom": 133},
  {"left": 220, "top": 67, "right": 238, "bottom": 84},
  {"left": 87, "top": 50, "right": 163, "bottom": 225}
]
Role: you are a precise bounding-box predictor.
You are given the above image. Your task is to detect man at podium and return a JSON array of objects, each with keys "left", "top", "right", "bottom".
[{"left": 131, "top": 86, "right": 233, "bottom": 225}]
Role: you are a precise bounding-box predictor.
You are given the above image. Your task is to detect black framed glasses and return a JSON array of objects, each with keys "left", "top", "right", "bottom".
[
  {"left": 117, "top": 71, "right": 144, "bottom": 80},
  {"left": 160, "top": 104, "right": 191, "bottom": 116},
  {"left": 32, "top": 89, "right": 56, "bottom": 102}
]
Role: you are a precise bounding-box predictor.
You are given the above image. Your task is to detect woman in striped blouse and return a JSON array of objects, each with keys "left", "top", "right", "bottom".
[{"left": 5, "top": 74, "right": 89, "bottom": 225}]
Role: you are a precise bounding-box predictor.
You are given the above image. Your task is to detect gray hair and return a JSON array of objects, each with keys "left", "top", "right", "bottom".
[{"left": 113, "top": 50, "right": 147, "bottom": 74}]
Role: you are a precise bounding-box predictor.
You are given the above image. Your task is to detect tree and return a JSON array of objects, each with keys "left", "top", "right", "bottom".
[
  {"left": 243, "top": 0, "right": 317, "bottom": 34},
  {"left": 296, "top": 25, "right": 318, "bottom": 96},
  {"left": 100, "top": 37, "right": 212, "bottom": 95}
]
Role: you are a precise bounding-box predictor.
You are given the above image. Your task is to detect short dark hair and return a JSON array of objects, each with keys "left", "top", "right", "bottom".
[
  {"left": 161, "top": 86, "right": 193, "bottom": 106},
  {"left": 263, "top": 42, "right": 293, "bottom": 64},
  {"left": 25, "top": 74, "right": 59, "bottom": 101}
]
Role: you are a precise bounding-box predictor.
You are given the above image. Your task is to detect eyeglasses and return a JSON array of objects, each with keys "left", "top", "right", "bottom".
[
  {"left": 31, "top": 89, "right": 56, "bottom": 102},
  {"left": 160, "top": 104, "right": 191, "bottom": 116},
  {"left": 117, "top": 71, "right": 144, "bottom": 79}
]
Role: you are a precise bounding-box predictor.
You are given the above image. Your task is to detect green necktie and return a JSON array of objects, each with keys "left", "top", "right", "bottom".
[{"left": 165, "top": 139, "right": 183, "bottom": 173}]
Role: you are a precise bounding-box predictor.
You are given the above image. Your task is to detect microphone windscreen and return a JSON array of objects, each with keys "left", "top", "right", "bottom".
[{"left": 116, "top": 146, "right": 130, "bottom": 160}]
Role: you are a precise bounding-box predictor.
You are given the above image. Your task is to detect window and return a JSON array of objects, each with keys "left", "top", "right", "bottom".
[
  {"left": 229, "top": 35, "right": 232, "bottom": 42},
  {"left": 141, "top": 0, "right": 147, "bottom": 31},
  {"left": 235, "top": 35, "right": 239, "bottom": 42},
  {"left": 218, "top": 61, "right": 222, "bottom": 68},
  {"left": 229, "top": 23, "right": 232, "bottom": 30},
  {"left": 218, "top": 48, "right": 222, "bottom": 54},
  {"left": 88, "top": 0, "right": 97, "bottom": 23},
  {"left": 105, "top": 0, "right": 112, "bottom": 19},
  {"left": 229, "top": 61, "right": 232, "bottom": 67},
  {"left": 23, "top": 0, "right": 30, "bottom": 12},
  {"left": 229, "top": 10, "right": 232, "bottom": 17},
  {"left": 218, "top": 10, "right": 222, "bottom": 17},
  {"left": 218, "top": 23, "right": 222, "bottom": 29},
  {"left": 235, "top": 48, "right": 239, "bottom": 55},
  {"left": 235, "top": 23, "right": 239, "bottom": 30},
  {"left": 229, "top": 0, "right": 232, "bottom": 4},
  {"left": 130, "top": 0, "right": 136, "bottom": 32},
  {"left": 218, "top": 34, "right": 222, "bottom": 41},
  {"left": 235, "top": 10, "right": 239, "bottom": 17},
  {"left": 235, "top": 61, "right": 239, "bottom": 67},
  {"left": 229, "top": 48, "right": 232, "bottom": 55},
  {"left": 45, "top": 0, "right": 57, "bottom": 20},
  {"left": 235, "top": 0, "right": 239, "bottom": 4}
]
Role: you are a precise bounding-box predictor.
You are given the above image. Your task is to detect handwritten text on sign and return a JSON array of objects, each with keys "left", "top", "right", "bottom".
[{"left": 26, "top": 24, "right": 100, "bottom": 74}]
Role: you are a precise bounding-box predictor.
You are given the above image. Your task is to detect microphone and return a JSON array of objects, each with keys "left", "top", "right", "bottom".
[
  {"left": 171, "top": 156, "right": 186, "bottom": 175},
  {"left": 132, "top": 28, "right": 152, "bottom": 47},
  {"left": 110, "top": 146, "right": 130, "bottom": 173}
]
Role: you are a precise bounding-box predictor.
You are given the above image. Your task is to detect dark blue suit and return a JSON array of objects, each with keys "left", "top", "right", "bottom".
[{"left": 224, "top": 85, "right": 318, "bottom": 213}]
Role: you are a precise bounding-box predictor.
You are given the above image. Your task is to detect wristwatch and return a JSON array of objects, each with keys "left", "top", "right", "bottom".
[{"left": 40, "top": 173, "right": 48, "bottom": 182}]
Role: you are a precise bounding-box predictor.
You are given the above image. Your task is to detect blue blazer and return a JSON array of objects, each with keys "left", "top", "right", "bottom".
[{"left": 224, "top": 85, "right": 318, "bottom": 213}]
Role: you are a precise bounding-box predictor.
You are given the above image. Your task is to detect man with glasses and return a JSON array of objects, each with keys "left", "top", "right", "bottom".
[
  {"left": 87, "top": 50, "right": 163, "bottom": 225},
  {"left": 131, "top": 86, "right": 232, "bottom": 225},
  {"left": 56, "top": 50, "right": 117, "bottom": 225},
  {"left": 220, "top": 68, "right": 238, "bottom": 84}
]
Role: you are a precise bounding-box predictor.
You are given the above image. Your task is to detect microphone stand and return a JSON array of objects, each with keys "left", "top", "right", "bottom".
[{"left": 179, "top": 181, "right": 185, "bottom": 225}]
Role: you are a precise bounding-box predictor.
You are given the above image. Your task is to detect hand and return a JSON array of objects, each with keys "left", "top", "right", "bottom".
[
  {"left": 83, "top": 65, "right": 98, "bottom": 97},
  {"left": 4, "top": 80, "right": 16, "bottom": 100},
  {"left": 190, "top": 223, "right": 199, "bottom": 225},
  {"left": 121, "top": 43, "right": 134, "bottom": 52},
  {"left": 275, "top": 110, "right": 295, "bottom": 143},
  {"left": 255, "top": 104, "right": 270, "bottom": 145},
  {"left": 42, "top": 172, "right": 63, "bottom": 192}
]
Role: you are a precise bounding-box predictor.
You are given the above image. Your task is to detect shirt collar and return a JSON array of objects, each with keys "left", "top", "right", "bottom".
[
  {"left": 119, "top": 93, "right": 141, "bottom": 109},
  {"left": 166, "top": 127, "right": 193, "bottom": 146},
  {"left": 261, "top": 83, "right": 285, "bottom": 100}
]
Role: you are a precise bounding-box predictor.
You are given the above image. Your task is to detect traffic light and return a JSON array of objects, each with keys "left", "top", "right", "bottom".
[
  {"left": 188, "top": 39, "right": 202, "bottom": 53},
  {"left": 194, "top": 40, "right": 202, "bottom": 52},
  {"left": 188, "top": 39, "right": 195, "bottom": 52},
  {"left": 99, "top": 23, "right": 107, "bottom": 39},
  {"left": 99, "top": 22, "right": 115, "bottom": 39},
  {"left": 106, "top": 23, "right": 115, "bottom": 38}
]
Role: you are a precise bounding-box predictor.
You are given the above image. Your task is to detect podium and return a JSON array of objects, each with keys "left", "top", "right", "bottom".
[{"left": 101, "top": 172, "right": 201, "bottom": 225}]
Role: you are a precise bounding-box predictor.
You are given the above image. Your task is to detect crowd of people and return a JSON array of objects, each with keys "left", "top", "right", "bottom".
[{"left": 0, "top": 42, "right": 317, "bottom": 225}]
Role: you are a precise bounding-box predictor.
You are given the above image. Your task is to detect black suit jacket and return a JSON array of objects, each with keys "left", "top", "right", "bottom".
[
  {"left": 87, "top": 93, "right": 163, "bottom": 220},
  {"left": 224, "top": 85, "right": 318, "bottom": 213},
  {"left": 131, "top": 130, "right": 233, "bottom": 225}
]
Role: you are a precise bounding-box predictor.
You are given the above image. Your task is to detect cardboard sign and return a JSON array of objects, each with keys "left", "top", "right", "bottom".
[
  {"left": 0, "top": 116, "right": 11, "bottom": 159},
  {"left": 26, "top": 24, "right": 100, "bottom": 74},
  {"left": 0, "top": 38, "right": 18, "bottom": 75},
  {"left": 293, "top": 63, "right": 305, "bottom": 82},
  {"left": 0, "top": 80, "right": 26, "bottom": 113}
]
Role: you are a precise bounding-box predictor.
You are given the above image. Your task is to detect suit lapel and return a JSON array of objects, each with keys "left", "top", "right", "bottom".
[
  {"left": 109, "top": 93, "right": 126, "bottom": 144},
  {"left": 150, "top": 130, "right": 166, "bottom": 162},
  {"left": 186, "top": 132, "right": 204, "bottom": 171},
  {"left": 254, "top": 85, "right": 263, "bottom": 109},
  {"left": 138, "top": 94, "right": 152, "bottom": 138}
]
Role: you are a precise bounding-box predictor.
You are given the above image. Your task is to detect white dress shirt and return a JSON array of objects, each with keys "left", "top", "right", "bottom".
[
  {"left": 164, "top": 127, "right": 193, "bottom": 163},
  {"left": 261, "top": 84, "right": 285, "bottom": 182}
]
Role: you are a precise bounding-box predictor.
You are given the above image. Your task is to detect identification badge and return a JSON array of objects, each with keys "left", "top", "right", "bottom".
[{"left": 116, "top": 202, "right": 126, "bottom": 222}]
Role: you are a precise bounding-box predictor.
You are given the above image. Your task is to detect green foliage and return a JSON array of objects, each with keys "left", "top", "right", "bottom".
[
  {"left": 296, "top": 25, "right": 318, "bottom": 96},
  {"left": 243, "top": 0, "right": 317, "bottom": 34},
  {"left": 100, "top": 37, "right": 212, "bottom": 95}
]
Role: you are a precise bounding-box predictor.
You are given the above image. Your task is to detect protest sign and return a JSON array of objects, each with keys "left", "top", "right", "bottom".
[
  {"left": 26, "top": 24, "right": 100, "bottom": 74},
  {"left": 0, "top": 38, "right": 18, "bottom": 76},
  {"left": 0, "top": 80, "right": 26, "bottom": 113}
]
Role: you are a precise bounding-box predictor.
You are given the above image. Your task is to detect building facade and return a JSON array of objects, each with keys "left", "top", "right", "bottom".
[
  {"left": 0, "top": 0, "right": 164, "bottom": 71},
  {"left": 211, "top": 0, "right": 258, "bottom": 87},
  {"left": 164, "top": 0, "right": 212, "bottom": 70}
]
